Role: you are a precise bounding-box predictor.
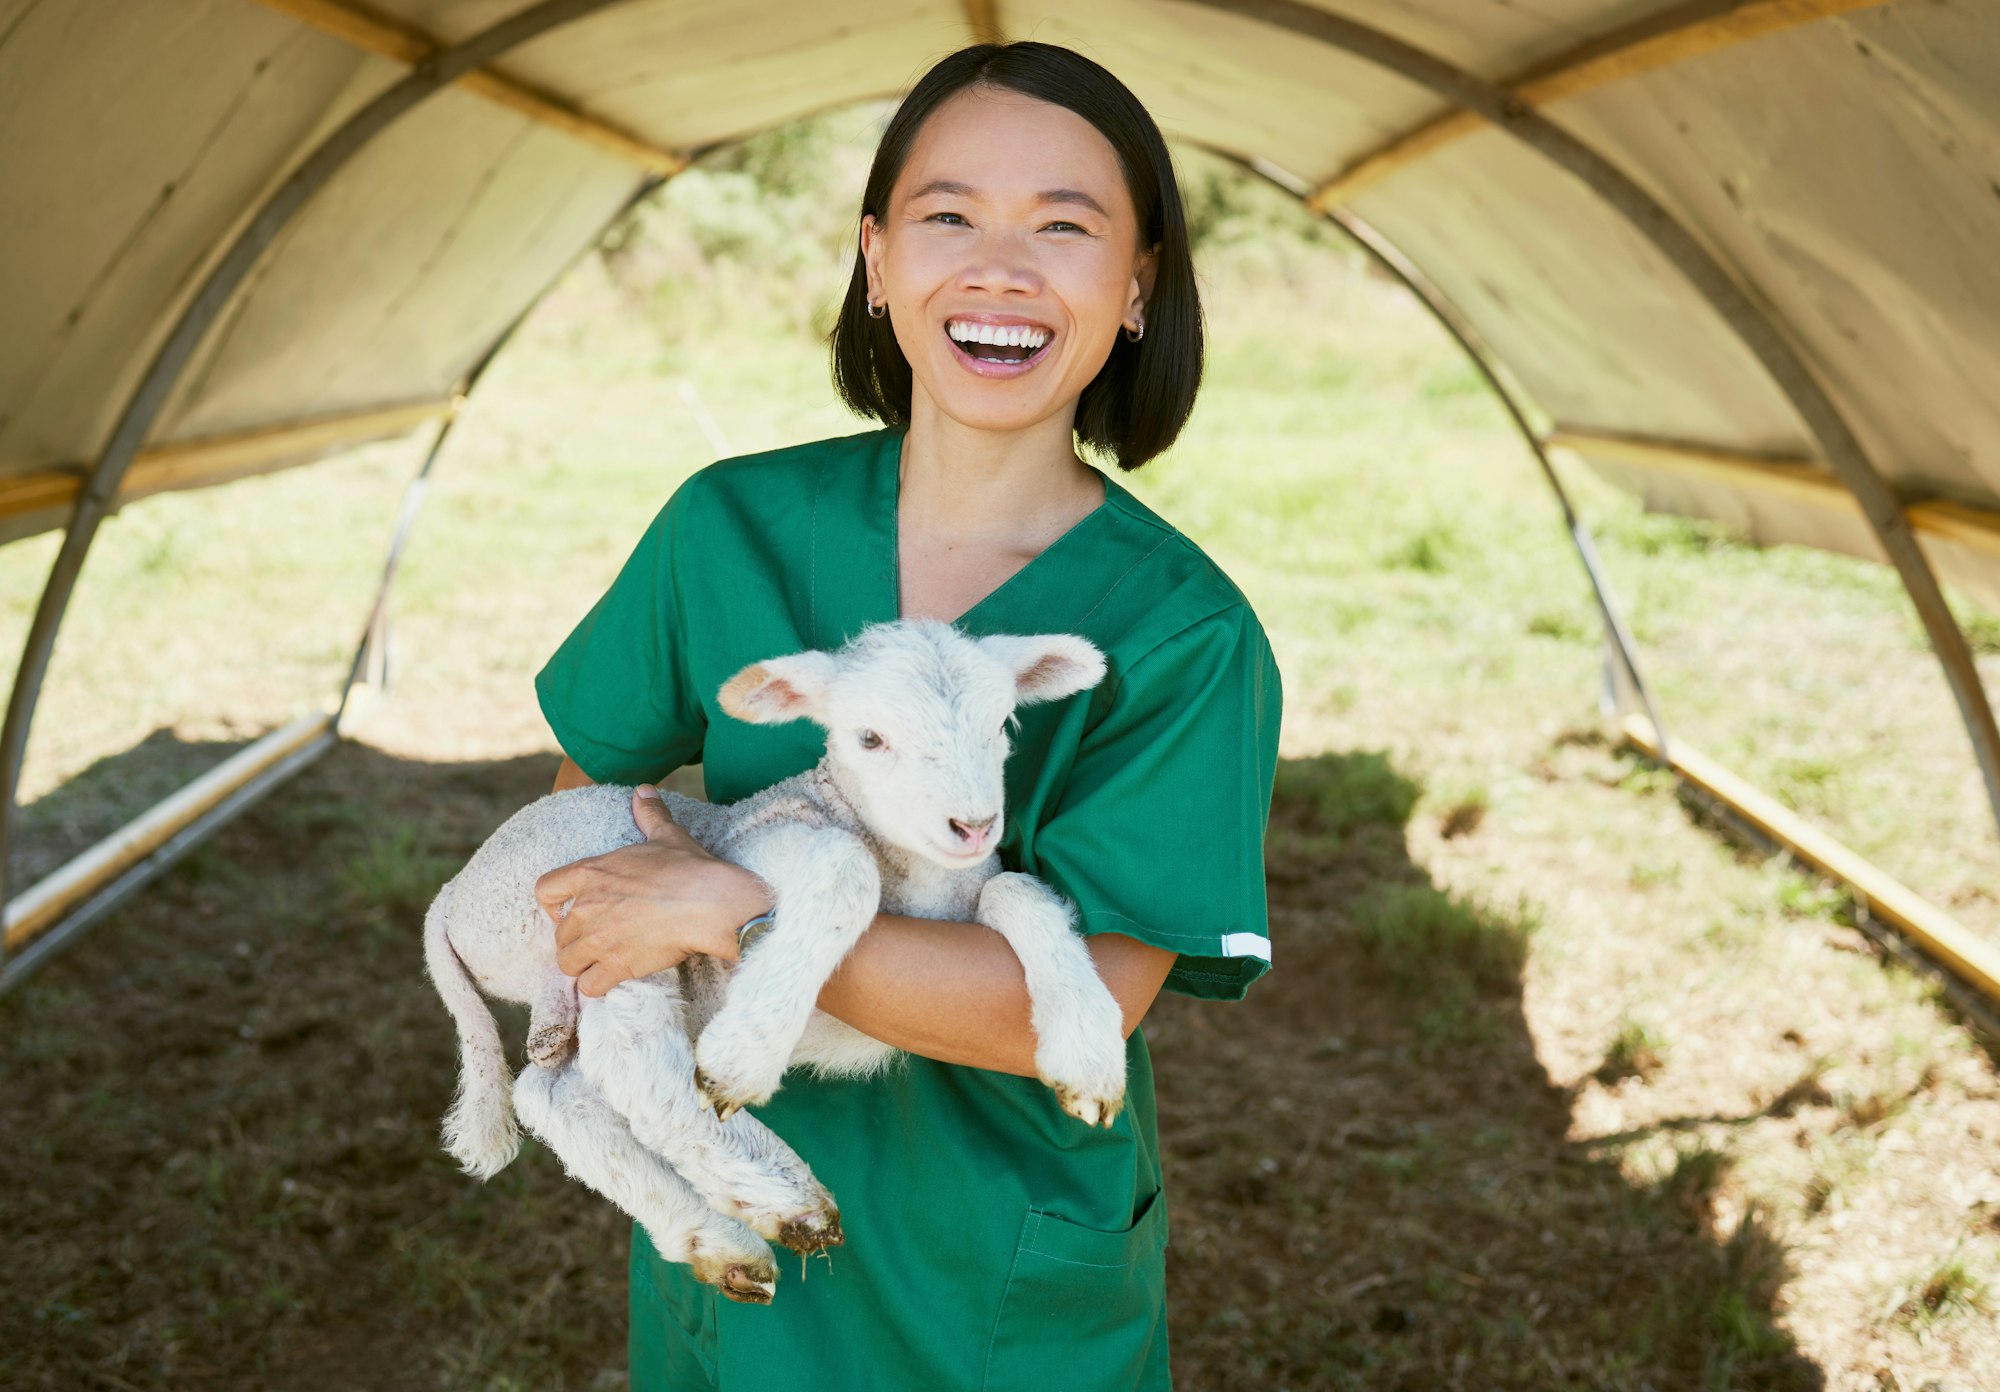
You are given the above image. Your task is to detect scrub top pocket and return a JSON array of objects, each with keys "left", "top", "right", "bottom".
[
  {"left": 630, "top": 1228, "right": 720, "bottom": 1391},
  {"left": 980, "top": 1189, "right": 1170, "bottom": 1392}
]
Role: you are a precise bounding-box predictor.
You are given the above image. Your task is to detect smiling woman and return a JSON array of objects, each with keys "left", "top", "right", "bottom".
[{"left": 528, "top": 41, "right": 1279, "bottom": 1392}]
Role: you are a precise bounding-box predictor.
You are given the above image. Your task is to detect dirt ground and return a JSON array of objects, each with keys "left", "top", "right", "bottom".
[{"left": 4, "top": 723, "right": 1997, "bottom": 1390}]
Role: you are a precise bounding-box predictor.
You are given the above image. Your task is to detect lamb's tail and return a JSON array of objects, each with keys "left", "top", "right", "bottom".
[{"left": 422, "top": 878, "right": 520, "bottom": 1179}]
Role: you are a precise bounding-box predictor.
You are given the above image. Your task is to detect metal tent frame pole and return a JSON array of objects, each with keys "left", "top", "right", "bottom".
[
  {"left": 1182, "top": 0, "right": 2000, "bottom": 848},
  {"left": 1319, "top": 196, "right": 1668, "bottom": 754},
  {"left": 0, "top": 0, "right": 638, "bottom": 983}
]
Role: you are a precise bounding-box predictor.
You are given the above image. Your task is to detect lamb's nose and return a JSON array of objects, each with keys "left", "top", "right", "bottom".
[{"left": 949, "top": 814, "right": 997, "bottom": 845}]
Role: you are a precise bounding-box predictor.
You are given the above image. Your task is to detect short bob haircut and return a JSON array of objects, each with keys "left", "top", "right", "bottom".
[{"left": 829, "top": 42, "right": 1203, "bottom": 472}]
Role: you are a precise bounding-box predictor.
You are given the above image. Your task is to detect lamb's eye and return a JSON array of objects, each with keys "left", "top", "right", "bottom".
[{"left": 858, "top": 730, "right": 884, "bottom": 750}]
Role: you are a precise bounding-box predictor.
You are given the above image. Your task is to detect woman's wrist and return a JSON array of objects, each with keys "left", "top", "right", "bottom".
[{"left": 703, "top": 860, "right": 775, "bottom": 961}]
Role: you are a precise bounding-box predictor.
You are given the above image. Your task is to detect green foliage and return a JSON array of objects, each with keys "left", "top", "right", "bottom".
[
  {"left": 1174, "top": 146, "right": 1343, "bottom": 266},
  {"left": 1527, "top": 606, "right": 1594, "bottom": 643},
  {"left": 1951, "top": 600, "right": 2000, "bottom": 655},
  {"left": 598, "top": 104, "right": 885, "bottom": 347},
  {"left": 1598, "top": 508, "right": 1741, "bottom": 558},
  {"left": 1383, "top": 518, "right": 1462, "bottom": 574}
]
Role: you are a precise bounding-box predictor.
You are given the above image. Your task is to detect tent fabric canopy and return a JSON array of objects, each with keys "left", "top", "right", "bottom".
[{"left": 3, "top": 0, "right": 1998, "bottom": 591}]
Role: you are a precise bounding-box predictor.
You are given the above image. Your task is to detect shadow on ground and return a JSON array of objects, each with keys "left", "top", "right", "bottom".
[
  {"left": 10, "top": 728, "right": 268, "bottom": 887},
  {"left": 1152, "top": 751, "right": 1823, "bottom": 1391},
  {"left": 0, "top": 742, "right": 1824, "bottom": 1389}
]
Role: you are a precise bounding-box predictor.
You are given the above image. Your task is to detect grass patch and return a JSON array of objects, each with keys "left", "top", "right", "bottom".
[
  {"left": 1382, "top": 518, "right": 1462, "bottom": 574},
  {"left": 1272, "top": 750, "right": 1422, "bottom": 841},
  {"left": 337, "top": 821, "right": 458, "bottom": 917},
  {"left": 1435, "top": 784, "right": 1489, "bottom": 840},
  {"left": 1894, "top": 1253, "right": 1994, "bottom": 1329},
  {"left": 1355, "top": 883, "right": 1539, "bottom": 1048},
  {"left": 1526, "top": 606, "right": 1594, "bottom": 643},
  {"left": 1595, "top": 1018, "right": 1668, "bottom": 1085},
  {"left": 1663, "top": 1145, "right": 1734, "bottom": 1228},
  {"left": 1357, "top": 883, "right": 1538, "bottom": 995},
  {"left": 1599, "top": 508, "right": 1740, "bottom": 558},
  {"left": 1771, "top": 865, "right": 1853, "bottom": 922}
]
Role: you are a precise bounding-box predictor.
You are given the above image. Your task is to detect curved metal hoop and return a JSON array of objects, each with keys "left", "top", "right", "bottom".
[
  {"left": 1182, "top": 0, "right": 2000, "bottom": 841},
  {"left": 0, "top": 0, "right": 637, "bottom": 928}
]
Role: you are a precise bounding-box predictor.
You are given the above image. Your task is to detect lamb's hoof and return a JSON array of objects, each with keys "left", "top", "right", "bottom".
[
  {"left": 776, "top": 1205, "right": 844, "bottom": 1256},
  {"left": 695, "top": 1067, "right": 747, "bottom": 1121},
  {"left": 1052, "top": 1083, "right": 1126, "bottom": 1130},
  {"left": 692, "top": 1249, "right": 778, "bottom": 1305},
  {"left": 719, "top": 1263, "right": 777, "bottom": 1305},
  {"left": 525, "top": 1023, "right": 576, "bottom": 1070}
]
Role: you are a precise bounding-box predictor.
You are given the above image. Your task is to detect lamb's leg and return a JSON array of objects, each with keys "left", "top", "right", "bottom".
[
  {"left": 512, "top": 1062, "right": 778, "bottom": 1303},
  {"left": 692, "top": 822, "right": 881, "bottom": 1117},
  {"left": 526, "top": 962, "right": 578, "bottom": 1069},
  {"left": 578, "top": 976, "right": 842, "bottom": 1255},
  {"left": 976, "top": 872, "right": 1128, "bottom": 1127}
]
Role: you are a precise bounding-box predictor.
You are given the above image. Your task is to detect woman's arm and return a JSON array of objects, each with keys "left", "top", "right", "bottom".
[
  {"left": 539, "top": 761, "right": 1176, "bottom": 1077},
  {"left": 814, "top": 914, "right": 1175, "bottom": 1076}
]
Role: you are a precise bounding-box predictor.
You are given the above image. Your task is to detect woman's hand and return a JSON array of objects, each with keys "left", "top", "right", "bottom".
[{"left": 535, "top": 786, "right": 773, "bottom": 998}]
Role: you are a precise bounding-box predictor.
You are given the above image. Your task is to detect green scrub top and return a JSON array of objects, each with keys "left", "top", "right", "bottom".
[{"left": 535, "top": 425, "right": 1282, "bottom": 1392}]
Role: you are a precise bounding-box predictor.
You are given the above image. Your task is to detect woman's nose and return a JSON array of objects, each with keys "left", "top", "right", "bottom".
[{"left": 957, "top": 233, "right": 1042, "bottom": 295}]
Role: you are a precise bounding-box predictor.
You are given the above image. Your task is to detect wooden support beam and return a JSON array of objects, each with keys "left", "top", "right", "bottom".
[
  {"left": 962, "top": 0, "right": 1005, "bottom": 45},
  {"left": 0, "top": 399, "right": 454, "bottom": 526},
  {"left": 1622, "top": 712, "right": 2000, "bottom": 1006},
  {"left": 249, "top": 0, "right": 688, "bottom": 176},
  {"left": 4, "top": 713, "right": 335, "bottom": 952},
  {"left": 1306, "top": 0, "right": 1890, "bottom": 211},
  {"left": 1912, "top": 500, "right": 2000, "bottom": 565},
  {"left": 1546, "top": 427, "right": 2000, "bottom": 562}
]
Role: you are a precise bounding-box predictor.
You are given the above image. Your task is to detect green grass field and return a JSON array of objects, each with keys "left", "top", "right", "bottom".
[{"left": 3, "top": 123, "right": 1997, "bottom": 1388}]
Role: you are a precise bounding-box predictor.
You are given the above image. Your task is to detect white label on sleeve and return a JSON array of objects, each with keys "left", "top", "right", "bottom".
[{"left": 1218, "top": 932, "right": 1272, "bottom": 961}]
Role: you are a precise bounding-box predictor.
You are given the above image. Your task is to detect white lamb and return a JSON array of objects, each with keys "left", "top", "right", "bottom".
[{"left": 422, "top": 618, "right": 1131, "bottom": 1303}]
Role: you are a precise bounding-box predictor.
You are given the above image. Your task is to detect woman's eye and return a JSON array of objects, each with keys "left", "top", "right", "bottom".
[
  {"left": 858, "top": 730, "right": 884, "bottom": 750},
  {"left": 1043, "top": 221, "right": 1085, "bottom": 233},
  {"left": 925, "top": 211, "right": 967, "bottom": 226}
]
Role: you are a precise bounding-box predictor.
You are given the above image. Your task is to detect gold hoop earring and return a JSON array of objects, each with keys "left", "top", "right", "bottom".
[
  {"left": 1124, "top": 322, "right": 1144, "bottom": 343},
  {"left": 867, "top": 299, "right": 887, "bottom": 320}
]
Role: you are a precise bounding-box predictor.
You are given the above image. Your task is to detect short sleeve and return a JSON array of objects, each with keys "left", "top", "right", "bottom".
[
  {"left": 534, "top": 481, "right": 707, "bottom": 785},
  {"left": 1029, "top": 604, "right": 1284, "bottom": 1002}
]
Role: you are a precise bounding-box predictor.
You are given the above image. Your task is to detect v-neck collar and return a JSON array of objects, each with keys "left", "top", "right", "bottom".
[{"left": 870, "top": 426, "right": 1120, "bottom": 632}]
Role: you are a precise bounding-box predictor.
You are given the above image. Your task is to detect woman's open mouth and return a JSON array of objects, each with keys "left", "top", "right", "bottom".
[{"left": 945, "top": 318, "right": 1054, "bottom": 379}]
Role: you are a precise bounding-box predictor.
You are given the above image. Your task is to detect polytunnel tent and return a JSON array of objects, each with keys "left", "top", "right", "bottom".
[{"left": 3, "top": 0, "right": 2000, "bottom": 1007}]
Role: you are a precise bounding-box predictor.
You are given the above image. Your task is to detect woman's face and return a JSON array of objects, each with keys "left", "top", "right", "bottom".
[{"left": 861, "top": 85, "right": 1158, "bottom": 438}]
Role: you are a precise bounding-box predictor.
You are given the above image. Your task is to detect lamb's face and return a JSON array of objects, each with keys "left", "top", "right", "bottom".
[
  {"left": 821, "top": 641, "right": 1020, "bottom": 867},
  {"left": 719, "top": 621, "right": 1106, "bottom": 869}
]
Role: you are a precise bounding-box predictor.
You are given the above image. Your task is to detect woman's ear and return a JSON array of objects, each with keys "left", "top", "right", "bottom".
[
  {"left": 861, "top": 213, "right": 886, "bottom": 304},
  {"left": 1130, "top": 242, "right": 1160, "bottom": 319}
]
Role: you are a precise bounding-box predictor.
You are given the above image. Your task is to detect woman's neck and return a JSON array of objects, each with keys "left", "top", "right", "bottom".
[{"left": 897, "top": 400, "right": 1104, "bottom": 549}]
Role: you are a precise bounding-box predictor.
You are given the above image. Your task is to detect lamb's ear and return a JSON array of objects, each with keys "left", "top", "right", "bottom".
[
  {"left": 979, "top": 634, "right": 1108, "bottom": 706},
  {"left": 718, "top": 651, "right": 838, "bottom": 725}
]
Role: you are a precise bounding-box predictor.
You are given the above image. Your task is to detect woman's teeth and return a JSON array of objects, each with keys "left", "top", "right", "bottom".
[{"left": 947, "top": 321, "right": 1050, "bottom": 362}]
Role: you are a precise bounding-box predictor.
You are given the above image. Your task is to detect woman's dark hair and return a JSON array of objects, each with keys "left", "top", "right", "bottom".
[{"left": 829, "top": 42, "right": 1203, "bottom": 472}]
